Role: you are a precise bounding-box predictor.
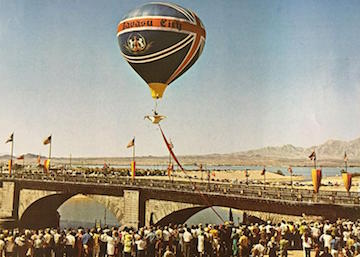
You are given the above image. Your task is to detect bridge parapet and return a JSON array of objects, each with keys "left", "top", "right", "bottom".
[{"left": 0, "top": 172, "right": 360, "bottom": 228}]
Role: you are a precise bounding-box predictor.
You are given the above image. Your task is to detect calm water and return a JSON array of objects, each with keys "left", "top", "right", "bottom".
[
  {"left": 58, "top": 196, "right": 243, "bottom": 229},
  {"left": 78, "top": 164, "right": 359, "bottom": 179}
]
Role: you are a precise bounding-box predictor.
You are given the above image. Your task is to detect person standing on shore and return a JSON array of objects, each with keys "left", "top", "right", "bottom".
[
  {"left": 182, "top": 228, "right": 192, "bottom": 257},
  {"left": 302, "top": 232, "right": 312, "bottom": 257}
]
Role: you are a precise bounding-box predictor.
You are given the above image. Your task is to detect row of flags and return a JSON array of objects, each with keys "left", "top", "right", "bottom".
[
  {"left": 309, "top": 150, "right": 352, "bottom": 193},
  {"left": 308, "top": 150, "right": 349, "bottom": 163},
  {"left": 4, "top": 133, "right": 52, "bottom": 175},
  {"left": 4, "top": 133, "right": 355, "bottom": 193}
]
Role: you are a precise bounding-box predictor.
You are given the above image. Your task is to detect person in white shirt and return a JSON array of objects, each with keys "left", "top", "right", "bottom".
[
  {"left": 302, "top": 232, "right": 312, "bottom": 257},
  {"left": 135, "top": 235, "right": 147, "bottom": 257},
  {"left": 65, "top": 231, "right": 76, "bottom": 257},
  {"left": 182, "top": 228, "right": 193, "bottom": 257},
  {"left": 197, "top": 231, "right": 205, "bottom": 257},
  {"left": 320, "top": 231, "right": 332, "bottom": 250}
]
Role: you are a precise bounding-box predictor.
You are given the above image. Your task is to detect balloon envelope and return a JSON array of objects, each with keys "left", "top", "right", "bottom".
[{"left": 117, "top": 2, "right": 206, "bottom": 99}]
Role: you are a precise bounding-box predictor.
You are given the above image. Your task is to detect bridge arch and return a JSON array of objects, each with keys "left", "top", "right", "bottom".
[
  {"left": 20, "top": 193, "right": 74, "bottom": 229},
  {"left": 19, "top": 192, "right": 123, "bottom": 229},
  {"left": 155, "top": 206, "right": 208, "bottom": 227}
]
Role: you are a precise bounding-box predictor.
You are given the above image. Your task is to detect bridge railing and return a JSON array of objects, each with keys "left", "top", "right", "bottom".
[{"left": 0, "top": 172, "right": 359, "bottom": 205}]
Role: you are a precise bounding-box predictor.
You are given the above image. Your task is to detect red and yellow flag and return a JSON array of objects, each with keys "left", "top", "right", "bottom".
[
  {"left": 342, "top": 172, "right": 352, "bottom": 192},
  {"left": 43, "top": 159, "right": 50, "bottom": 172},
  {"left": 311, "top": 169, "right": 322, "bottom": 193},
  {"left": 131, "top": 161, "right": 136, "bottom": 179}
]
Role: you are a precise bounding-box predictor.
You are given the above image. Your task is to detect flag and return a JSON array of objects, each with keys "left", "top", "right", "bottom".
[
  {"left": 311, "top": 169, "right": 322, "bottom": 193},
  {"left": 344, "top": 152, "right": 348, "bottom": 162},
  {"left": 308, "top": 150, "right": 316, "bottom": 161},
  {"left": 17, "top": 154, "right": 24, "bottom": 160},
  {"left": 127, "top": 137, "right": 135, "bottom": 148},
  {"left": 288, "top": 166, "right": 293, "bottom": 174},
  {"left": 5, "top": 133, "right": 13, "bottom": 144},
  {"left": 261, "top": 167, "right": 266, "bottom": 176},
  {"left": 43, "top": 159, "right": 50, "bottom": 172},
  {"left": 43, "top": 135, "right": 52, "bottom": 145},
  {"left": 37, "top": 155, "right": 41, "bottom": 164},
  {"left": 342, "top": 172, "right": 352, "bottom": 192}
]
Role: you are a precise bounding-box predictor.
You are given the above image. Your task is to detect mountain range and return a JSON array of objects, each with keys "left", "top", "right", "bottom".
[
  {"left": 235, "top": 137, "right": 360, "bottom": 160},
  {"left": 1, "top": 137, "right": 359, "bottom": 166}
]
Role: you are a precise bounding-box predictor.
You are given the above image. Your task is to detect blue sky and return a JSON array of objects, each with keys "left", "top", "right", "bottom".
[{"left": 1, "top": 0, "right": 360, "bottom": 157}]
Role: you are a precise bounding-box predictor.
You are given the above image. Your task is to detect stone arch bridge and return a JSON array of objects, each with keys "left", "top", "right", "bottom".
[{"left": 0, "top": 173, "right": 359, "bottom": 229}]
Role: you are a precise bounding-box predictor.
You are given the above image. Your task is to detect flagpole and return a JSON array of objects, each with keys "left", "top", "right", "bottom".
[
  {"left": 133, "top": 141, "right": 135, "bottom": 163},
  {"left": 132, "top": 138, "right": 135, "bottom": 182},
  {"left": 49, "top": 134, "right": 52, "bottom": 171},
  {"left": 345, "top": 154, "right": 348, "bottom": 173},
  {"left": 10, "top": 134, "right": 14, "bottom": 175}
]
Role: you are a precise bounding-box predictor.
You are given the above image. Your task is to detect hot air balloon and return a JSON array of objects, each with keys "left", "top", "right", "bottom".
[{"left": 117, "top": 2, "right": 206, "bottom": 117}]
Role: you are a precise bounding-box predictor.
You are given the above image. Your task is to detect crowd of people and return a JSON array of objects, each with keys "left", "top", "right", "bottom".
[{"left": 0, "top": 219, "right": 360, "bottom": 257}]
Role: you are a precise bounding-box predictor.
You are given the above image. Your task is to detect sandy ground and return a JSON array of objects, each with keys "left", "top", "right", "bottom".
[
  {"left": 173, "top": 169, "right": 305, "bottom": 182},
  {"left": 163, "top": 169, "right": 359, "bottom": 192}
]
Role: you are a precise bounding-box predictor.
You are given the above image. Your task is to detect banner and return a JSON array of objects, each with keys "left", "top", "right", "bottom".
[
  {"left": 131, "top": 161, "right": 136, "bottom": 179},
  {"left": 43, "top": 159, "right": 50, "bottom": 172},
  {"left": 8, "top": 159, "right": 12, "bottom": 175},
  {"left": 167, "top": 163, "right": 173, "bottom": 177},
  {"left": 342, "top": 172, "right": 352, "bottom": 192},
  {"left": 311, "top": 169, "right": 322, "bottom": 193}
]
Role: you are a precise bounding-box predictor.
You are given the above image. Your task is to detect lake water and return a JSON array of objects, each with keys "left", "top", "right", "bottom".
[
  {"left": 58, "top": 195, "right": 243, "bottom": 229},
  {"left": 77, "top": 164, "right": 359, "bottom": 179}
]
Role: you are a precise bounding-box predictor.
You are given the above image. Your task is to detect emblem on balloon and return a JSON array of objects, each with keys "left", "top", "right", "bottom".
[{"left": 125, "top": 33, "right": 150, "bottom": 54}]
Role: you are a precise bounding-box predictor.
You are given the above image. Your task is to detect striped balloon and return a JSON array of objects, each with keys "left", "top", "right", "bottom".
[{"left": 117, "top": 2, "right": 206, "bottom": 99}]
